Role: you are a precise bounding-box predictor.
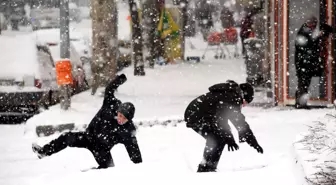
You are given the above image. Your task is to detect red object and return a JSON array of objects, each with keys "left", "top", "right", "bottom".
[
  {"left": 207, "top": 32, "right": 222, "bottom": 45},
  {"left": 207, "top": 28, "right": 238, "bottom": 45},
  {"left": 248, "top": 31, "right": 255, "bottom": 38},
  {"left": 34, "top": 79, "right": 42, "bottom": 89},
  {"left": 223, "top": 27, "right": 238, "bottom": 44}
]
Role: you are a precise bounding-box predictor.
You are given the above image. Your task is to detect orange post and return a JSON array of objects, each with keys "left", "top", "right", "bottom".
[{"left": 56, "top": 59, "right": 73, "bottom": 86}]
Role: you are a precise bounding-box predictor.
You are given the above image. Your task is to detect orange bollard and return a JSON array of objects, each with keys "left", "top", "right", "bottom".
[{"left": 56, "top": 59, "right": 73, "bottom": 86}]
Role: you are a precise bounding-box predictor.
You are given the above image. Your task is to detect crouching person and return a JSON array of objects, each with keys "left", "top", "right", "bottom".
[
  {"left": 184, "top": 80, "right": 263, "bottom": 172},
  {"left": 32, "top": 74, "right": 142, "bottom": 169}
]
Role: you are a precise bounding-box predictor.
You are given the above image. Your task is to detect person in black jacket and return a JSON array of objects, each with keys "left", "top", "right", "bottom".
[
  {"left": 32, "top": 74, "right": 142, "bottom": 169},
  {"left": 184, "top": 80, "right": 263, "bottom": 172},
  {"left": 294, "top": 16, "right": 333, "bottom": 108}
]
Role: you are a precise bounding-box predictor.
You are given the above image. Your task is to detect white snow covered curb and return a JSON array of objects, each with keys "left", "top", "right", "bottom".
[
  {"left": 33, "top": 118, "right": 185, "bottom": 137},
  {"left": 293, "top": 111, "right": 336, "bottom": 184}
]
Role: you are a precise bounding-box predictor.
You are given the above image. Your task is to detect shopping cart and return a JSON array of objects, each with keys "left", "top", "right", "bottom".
[{"left": 201, "top": 27, "right": 240, "bottom": 59}]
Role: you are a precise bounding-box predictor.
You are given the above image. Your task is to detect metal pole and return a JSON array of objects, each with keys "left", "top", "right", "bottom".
[
  {"left": 180, "top": 0, "right": 188, "bottom": 61},
  {"left": 60, "top": 0, "right": 71, "bottom": 110}
]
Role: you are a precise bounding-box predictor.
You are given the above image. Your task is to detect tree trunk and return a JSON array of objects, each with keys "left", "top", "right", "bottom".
[
  {"left": 129, "top": 0, "right": 145, "bottom": 76},
  {"left": 91, "top": 0, "right": 118, "bottom": 95},
  {"left": 143, "top": 0, "right": 161, "bottom": 68}
]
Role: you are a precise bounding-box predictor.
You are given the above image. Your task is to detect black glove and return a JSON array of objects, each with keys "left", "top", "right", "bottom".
[
  {"left": 320, "top": 23, "right": 333, "bottom": 38},
  {"left": 225, "top": 135, "right": 239, "bottom": 152},
  {"left": 227, "top": 140, "right": 239, "bottom": 152},
  {"left": 116, "top": 74, "right": 127, "bottom": 85},
  {"left": 321, "top": 23, "right": 333, "bottom": 34},
  {"left": 239, "top": 131, "right": 263, "bottom": 154}
]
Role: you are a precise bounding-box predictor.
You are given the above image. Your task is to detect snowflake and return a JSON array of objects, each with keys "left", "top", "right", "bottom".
[{"left": 296, "top": 35, "right": 308, "bottom": 46}]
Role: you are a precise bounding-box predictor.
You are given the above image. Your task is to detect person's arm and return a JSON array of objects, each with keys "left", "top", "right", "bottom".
[
  {"left": 229, "top": 110, "right": 263, "bottom": 153},
  {"left": 228, "top": 109, "right": 253, "bottom": 136},
  {"left": 123, "top": 136, "right": 142, "bottom": 164},
  {"left": 102, "top": 74, "right": 127, "bottom": 107}
]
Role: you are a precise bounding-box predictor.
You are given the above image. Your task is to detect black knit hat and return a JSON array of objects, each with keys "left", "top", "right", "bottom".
[
  {"left": 239, "top": 83, "right": 254, "bottom": 103},
  {"left": 117, "top": 102, "right": 135, "bottom": 121}
]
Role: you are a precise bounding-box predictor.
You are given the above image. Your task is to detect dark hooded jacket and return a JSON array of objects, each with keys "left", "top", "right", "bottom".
[
  {"left": 86, "top": 74, "right": 137, "bottom": 147},
  {"left": 240, "top": 7, "right": 262, "bottom": 39},
  {"left": 184, "top": 81, "right": 255, "bottom": 138},
  {"left": 295, "top": 22, "right": 333, "bottom": 76}
]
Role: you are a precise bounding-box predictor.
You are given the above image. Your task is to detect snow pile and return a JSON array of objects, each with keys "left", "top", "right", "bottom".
[{"left": 293, "top": 110, "right": 336, "bottom": 184}]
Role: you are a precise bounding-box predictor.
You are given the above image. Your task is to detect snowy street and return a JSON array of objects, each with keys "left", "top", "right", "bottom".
[
  {"left": 0, "top": 107, "right": 327, "bottom": 185},
  {"left": 0, "top": 57, "right": 331, "bottom": 185},
  {"left": 0, "top": 0, "right": 335, "bottom": 184}
]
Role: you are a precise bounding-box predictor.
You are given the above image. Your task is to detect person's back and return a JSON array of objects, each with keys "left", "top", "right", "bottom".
[
  {"left": 295, "top": 17, "right": 322, "bottom": 74},
  {"left": 184, "top": 81, "right": 243, "bottom": 128}
]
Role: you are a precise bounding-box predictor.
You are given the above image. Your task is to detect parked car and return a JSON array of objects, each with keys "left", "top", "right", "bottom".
[
  {"left": 33, "top": 29, "right": 91, "bottom": 92},
  {"left": 0, "top": 29, "right": 90, "bottom": 123},
  {"left": 0, "top": 34, "right": 59, "bottom": 123}
]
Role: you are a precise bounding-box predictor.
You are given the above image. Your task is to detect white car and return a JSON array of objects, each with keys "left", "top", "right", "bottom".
[
  {"left": 0, "top": 29, "right": 90, "bottom": 123},
  {"left": 0, "top": 33, "right": 58, "bottom": 123}
]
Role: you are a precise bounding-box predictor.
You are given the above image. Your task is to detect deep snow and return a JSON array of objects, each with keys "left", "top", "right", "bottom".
[{"left": 0, "top": 105, "right": 329, "bottom": 185}]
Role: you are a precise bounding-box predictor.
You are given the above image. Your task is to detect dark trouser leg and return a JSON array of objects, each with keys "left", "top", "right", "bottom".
[
  {"left": 241, "top": 37, "right": 246, "bottom": 56},
  {"left": 295, "top": 72, "right": 312, "bottom": 106},
  {"left": 198, "top": 134, "right": 225, "bottom": 172},
  {"left": 192, "top": 127, "right": 225, "bottom": 172},
  {"left": 40, "top": 132, "right": 91, "bottom": 156},
  {"left": 90, "top": 148, "right": 114, "bottom": 169}
]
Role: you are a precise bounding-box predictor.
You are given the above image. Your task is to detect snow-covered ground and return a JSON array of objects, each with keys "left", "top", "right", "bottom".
[
  {"left": 0, "top": 99, "right": 329, "bottom": 185},
  {"left": 0, "top": 5, "right": 334, "bottom": 184},
  {"left": 0, "top": 48, "right": 332, "bottom": 185},
  {"left": 293, "top": 111, "right": 336, "bottom": 184}
]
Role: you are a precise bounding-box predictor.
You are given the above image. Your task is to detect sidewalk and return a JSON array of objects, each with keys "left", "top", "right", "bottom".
[{"left": 25, "top": 58, "right": 250, "bottom": 136}]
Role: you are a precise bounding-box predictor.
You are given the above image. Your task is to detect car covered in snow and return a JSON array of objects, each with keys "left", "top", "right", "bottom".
[
  {"left": 0, "top": 29, "right": 90, "bottom": 123},
  {"left": 0, "top": 33, "right": 58, "bottom": 123}
]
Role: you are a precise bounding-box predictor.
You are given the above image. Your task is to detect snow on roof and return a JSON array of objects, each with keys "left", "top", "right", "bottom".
[{"left": 0, "top": 34, "right": 39, "bottom": 80}]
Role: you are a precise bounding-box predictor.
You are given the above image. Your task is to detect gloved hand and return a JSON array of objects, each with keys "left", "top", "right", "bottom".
[
  {"left": 225, "top": 135, "right": 239, "bottom": 152},
  {"left": 227, "top": 140, "right": 239, "bottom": 152},
  {"left": 117, "top": 74, "right": 127, "bottom": 84},
  {"left": 320, "top": 23, "right": 333, "bottom": 34},
  {"left": 239, "top": 131, "right": 263, "bottom": 154},
  {"left": 320, "top": 23, "right": 333, "bottom": 38},
  {"left": 252, "top": 143, "right": 263, "bottom": 153},
  {"left": 246, "top": 138, "right": 263, "bottom": 153}
]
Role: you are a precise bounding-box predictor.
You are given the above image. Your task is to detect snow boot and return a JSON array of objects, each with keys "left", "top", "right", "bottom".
[
  {"left": 32, "top": 143, "right": 47, "bottom": 159},
  {"left": 197, "top": 164, "right": 217, "bottom": 172}
]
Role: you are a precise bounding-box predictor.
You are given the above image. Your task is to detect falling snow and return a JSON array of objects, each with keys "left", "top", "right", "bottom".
[{"left": 0, "top": 0, "right": 335, "bottom": 185}]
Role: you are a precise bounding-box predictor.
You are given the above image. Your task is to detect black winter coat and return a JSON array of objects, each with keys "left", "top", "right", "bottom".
[
  {"left": 295, "top": 23, "right": 332, "bottom": 76},
  {"left": 184, "top": 81, "right": 255, "bottom": 139},
  {"left": 86, "top": 75, "right": 137, "bottom": 148}
]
